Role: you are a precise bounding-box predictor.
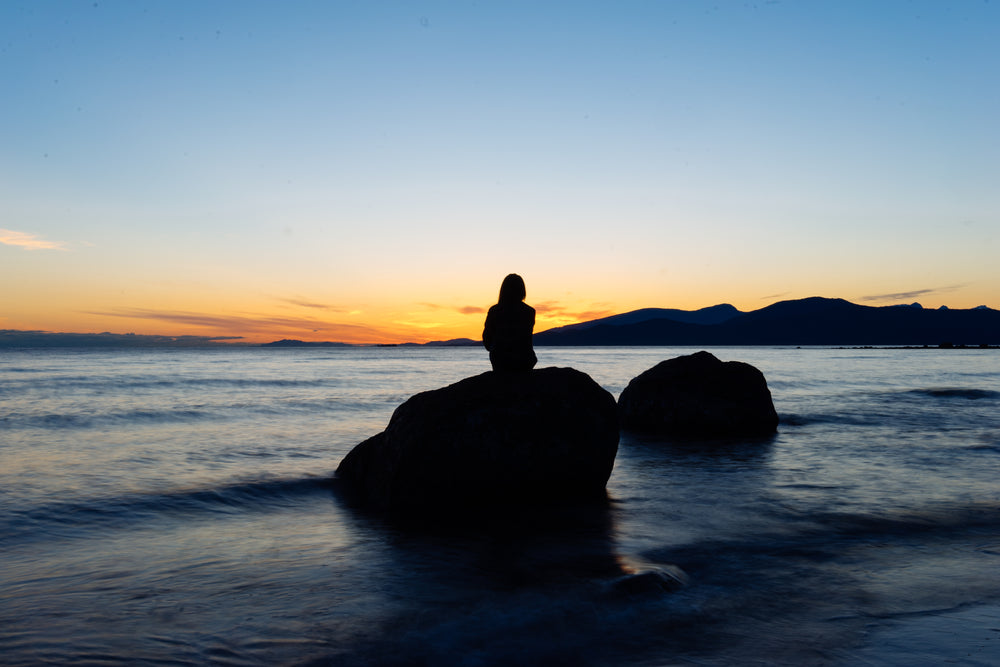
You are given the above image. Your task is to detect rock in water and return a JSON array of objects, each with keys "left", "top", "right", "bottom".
[
  {"left": 610, "top": 566, "right": 689, "bottom": 596},
  {"left": 618, "top": 350, "right": 778, "bottom": 437},
  {"left": 336, "top": 367, "right": 620, "bottom": 513}
]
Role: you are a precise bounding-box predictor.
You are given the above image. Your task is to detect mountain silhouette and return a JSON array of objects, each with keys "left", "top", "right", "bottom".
[
  {"left": 538, "top": 304, "right": 743, "bottom": 336},
  {"left": 533, "top": 297, "right": 999, "bottom": 347},
  {"left": 4, "top": 298, "right": 996, "bottom": 348},
  {"left": 0, "top": 330, "right": 244, "bottom": 348}
]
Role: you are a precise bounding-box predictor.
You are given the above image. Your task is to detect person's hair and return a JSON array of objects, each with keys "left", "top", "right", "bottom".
[{"left": 498, "top": 273, "right": 526, "bottom": 303}]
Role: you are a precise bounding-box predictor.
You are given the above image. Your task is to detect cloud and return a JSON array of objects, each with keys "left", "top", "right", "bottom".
[
  {"left": 393, "top": 320, "right": 445, "bottom": 329},
  {"left": 533, "top": 301, "right": 565, "bottom": 314},
  {"left": 85, "top": 307, "right": 397, "bottom": 342},
  {"left": 0, "top": 228, "right": 67, "bottom": 250},
  {"left": 420, "top": 303, "right": 485, "bottom": 315},
  {"left": 533, "top": 300, "right": 615, "bottom": 323},
  {"left": 861, "top": 285, "right": 965, "bottom": 303},
  {"left": 277, "top": 297, "right": 343, "bottom": 311},
  {"left": 572, "top": 308, "right": 617, "bottom": 321}
]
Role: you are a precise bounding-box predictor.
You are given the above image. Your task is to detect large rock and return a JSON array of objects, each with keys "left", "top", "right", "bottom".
[
  {"left": 618, "top": 351, "right": 778, "bottom": 437},
  {"left": 336, "top": 367, "right": 620, "bottom": 513}
]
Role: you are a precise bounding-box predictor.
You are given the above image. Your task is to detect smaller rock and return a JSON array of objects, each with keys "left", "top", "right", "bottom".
[
  {"left": 611, "top": 566, "right": 688, "bottom": 596},
  {"left": 618, "top": 350, "right": 778, "bottom": 437}
]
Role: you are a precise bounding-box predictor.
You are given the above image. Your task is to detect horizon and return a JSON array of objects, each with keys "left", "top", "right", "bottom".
[
  {"left": 4, "top": 295, "right": 996, "bottom": 347},
  {"left": 3, "top": 2, "right": 998, "bottom": 344}
]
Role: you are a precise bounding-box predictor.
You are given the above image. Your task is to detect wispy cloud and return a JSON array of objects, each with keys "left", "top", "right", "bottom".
[
  {"left": 85, "top": 308, "right": 397, "bottom": 342},
  {"left": 0, "top": 229, "right": 67, "bottom": 250},
  {"left": 393, "top": 320, "right": 445, "bottom": 329},
  {"left": 277, "top": 297, "right": 343, "bottom": 311},
  {"left": 861, "top": 285, "right": 965, "bottom": 304},
  {"left": 534, "top": 301, "right": 615, "bottom": 323},
  {"left": 420, "top": 303, "right": 485, "bottom": 315}
]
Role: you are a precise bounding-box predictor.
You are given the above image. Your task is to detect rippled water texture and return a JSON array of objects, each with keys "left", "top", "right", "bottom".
[{"left": 1, "top": 346, "right": 998, "bottom": 665}]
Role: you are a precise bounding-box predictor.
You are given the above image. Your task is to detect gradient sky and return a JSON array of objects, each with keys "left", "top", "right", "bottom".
[{"left": 2, "top": 1, "right": 998, "bottom": 343}]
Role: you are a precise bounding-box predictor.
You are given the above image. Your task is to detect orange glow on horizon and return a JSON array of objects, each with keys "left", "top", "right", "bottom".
[
  {"left": 4, "top": 274, "right": 996, "bottom": 346},
  {"left": 3, "top": 296, "right": 640, "bottom": 345}
]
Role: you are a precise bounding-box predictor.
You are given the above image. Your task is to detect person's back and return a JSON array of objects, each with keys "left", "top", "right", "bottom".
[{"left": 483, "top": 274, "right": 537, "bottom": 372}]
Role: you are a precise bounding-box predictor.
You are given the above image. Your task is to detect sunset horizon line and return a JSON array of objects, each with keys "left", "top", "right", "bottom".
[{"left": 4, "top": 295, "right": 996, "bottom": 348}]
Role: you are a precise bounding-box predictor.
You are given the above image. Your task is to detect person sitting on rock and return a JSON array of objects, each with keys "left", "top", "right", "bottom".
[{"left": 483, "top": 273, "right": 537, "bottom": 372}]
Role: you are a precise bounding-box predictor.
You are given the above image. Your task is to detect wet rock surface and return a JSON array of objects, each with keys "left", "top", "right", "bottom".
[
  {"left": 618, "top": 350, "right": 778, "bottom": 438},
  {"left": 337, "top": 367, "right": 619, "bottom": 513}
]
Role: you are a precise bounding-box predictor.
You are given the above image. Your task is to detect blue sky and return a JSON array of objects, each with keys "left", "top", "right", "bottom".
[{"left": 2, "top": 1, "right": 997, "bottom": 342}]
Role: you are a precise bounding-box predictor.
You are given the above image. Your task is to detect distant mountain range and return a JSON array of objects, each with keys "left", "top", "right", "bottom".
[
  {"left": 2, "top": 298, "right": 997, "bottom": 348},
  {"left": 0, "top": 330, "right": 244, "bottom": 348},
  {"left": 532, "top": 297, "right": 999, "bottom": 347}
]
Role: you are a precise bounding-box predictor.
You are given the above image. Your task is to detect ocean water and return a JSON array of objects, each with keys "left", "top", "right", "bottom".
[{"left": 1, "top": 346, "right": 998, "bottom": 666}]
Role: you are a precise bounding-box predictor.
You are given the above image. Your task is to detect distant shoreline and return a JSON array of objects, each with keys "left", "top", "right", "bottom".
[
  {"left": 2, "top": 336, "right": 997, "bottom": 351},
  {"left": 4, "top": 296, "right": 998, "bottom": 349}
]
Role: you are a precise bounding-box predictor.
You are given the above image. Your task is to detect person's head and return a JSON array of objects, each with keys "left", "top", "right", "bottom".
[{"left": 498, "top": 273, "right": 526, "bottom": 303}]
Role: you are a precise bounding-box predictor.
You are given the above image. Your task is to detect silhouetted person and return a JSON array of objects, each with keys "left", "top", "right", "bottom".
[{"left": 483, "top": 273, "right": 537, "bottom": 372}]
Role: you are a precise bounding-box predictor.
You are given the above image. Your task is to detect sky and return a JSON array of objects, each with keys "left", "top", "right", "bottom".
[{"left": 2, "top": 1, "right": 998, "bottom": 344}]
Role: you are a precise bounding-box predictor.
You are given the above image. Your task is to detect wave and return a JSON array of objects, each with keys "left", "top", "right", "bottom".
[
  {"left": 777, "top": 412, "right": 878, "bottom": 427},
  {"left": 779, "top": 413, "right": 825, "bottom": 427},
  {"left": 1, "top": 407, "right": 214, "bottom": 429},
  {"left": 644, "top": 502, "right": 1000, "bottom": 573},
  {"left": 965, "top": 442, "right": 1000, "bottom": 454},
  {"left": 780, "top": 386, "right": 1000, "bottom": 427},
  {"left": 0, "top": 375, "right": 331, "bottom": 393},
  {"left": 0, "top": 475, "right": 335, "bottom": 547},
  {"left": 0, "top": 397, "right": 373, "bottom": 430},
  {"left": 908, "top": 388, "right": 1000, "bottom": 400},
  {"left": 807, "top": 504, "right": 1000, "bottom": 539}
]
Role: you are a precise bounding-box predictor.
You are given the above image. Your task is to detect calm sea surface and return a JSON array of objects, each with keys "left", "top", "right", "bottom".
[{"left": 1, "top": 346, "right": 998, "bottom": 666}]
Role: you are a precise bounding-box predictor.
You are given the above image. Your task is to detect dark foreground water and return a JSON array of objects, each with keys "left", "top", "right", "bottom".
[{"left": 1, "top": 346, "right": 998, "bottom": 666}]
